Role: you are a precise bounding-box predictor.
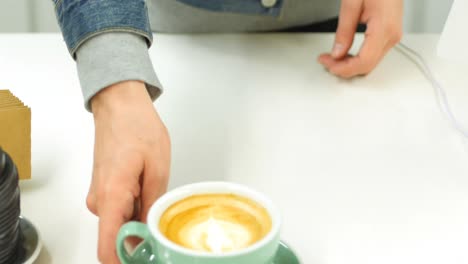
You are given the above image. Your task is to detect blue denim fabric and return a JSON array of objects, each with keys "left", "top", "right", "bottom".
[
  {"left": 53, "top": 0, "right": 284, "bottom": 58},
  {"left": 54, "top": 0, "right": 153, "bottom": 58}
]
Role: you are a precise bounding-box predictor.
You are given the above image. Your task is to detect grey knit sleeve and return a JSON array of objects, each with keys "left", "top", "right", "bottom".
[{"left": 76, "top": 32, "right": 162, "bottom": 111}]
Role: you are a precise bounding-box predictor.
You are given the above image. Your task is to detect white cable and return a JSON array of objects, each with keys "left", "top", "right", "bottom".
[{"left": 396, "top": 42, "right": 468, "bottom": 139}]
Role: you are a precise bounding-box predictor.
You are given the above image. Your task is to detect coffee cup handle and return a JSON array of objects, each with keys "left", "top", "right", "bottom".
[{"left": 116, "top": 221, "right": 154, "bottom": 264}]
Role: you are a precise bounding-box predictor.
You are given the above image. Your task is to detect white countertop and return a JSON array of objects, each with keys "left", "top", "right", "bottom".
[{"left": 0, "top": 33, "right": 467, "bottom": 264}]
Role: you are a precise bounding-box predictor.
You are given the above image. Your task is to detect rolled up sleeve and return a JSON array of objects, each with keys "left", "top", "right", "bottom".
[
  {"left": 54, "top": 0, "right": 153, "bottom": 58},
  {"left": 76, "top": 32, "right": 162, "bottom": 111}
]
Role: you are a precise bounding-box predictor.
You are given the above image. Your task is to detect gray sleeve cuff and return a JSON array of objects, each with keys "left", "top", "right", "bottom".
[{"left": 76, "top": 32, "right": 162, "bottom": 112}]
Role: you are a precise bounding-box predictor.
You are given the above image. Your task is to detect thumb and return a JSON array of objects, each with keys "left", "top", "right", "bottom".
[{"left": 333, "top": 0, "right": 363, "bottom": 59}]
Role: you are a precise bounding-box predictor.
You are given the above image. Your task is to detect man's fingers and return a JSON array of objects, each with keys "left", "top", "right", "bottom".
[
  {"left": 139, "top": 163, "right": 169, "bottom": 223},
  {"left": 333, "top": 0, "right": 363, "bottom": 59},
  {"left": 318, "top": 53, "right": 350, "bottom": 73},
  {"left": 86, "top": 171, "right": 100, "bottom": 215},
  {"left": 86, "top": 193, "right": 98, "bottom": 215},
  {"left": 334, "top": 35, "right": 385, "bottom": 78},
  {"left": 140, "top": 127, "right": 171, "bottom": 223},
  {"left": 323, "top": 27, "right": 387, "bottom": 78},
  {"left": 319, "top": 0, "right": 405, "bottom": 79},
  {"left": 97, "top": 190, "right": 135, "bottom": 264}
]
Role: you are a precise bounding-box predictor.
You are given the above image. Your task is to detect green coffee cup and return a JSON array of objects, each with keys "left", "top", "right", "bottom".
[{"left": 116, "top": 182, "right": 281, "bottom": 264}]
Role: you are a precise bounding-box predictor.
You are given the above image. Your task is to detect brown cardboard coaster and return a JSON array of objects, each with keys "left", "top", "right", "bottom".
[{"left": 0, "top": 90, "right": 31, "bottom": 180}]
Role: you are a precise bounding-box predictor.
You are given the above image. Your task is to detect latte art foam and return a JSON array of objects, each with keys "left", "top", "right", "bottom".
[{"left": 159, "top": 194, "right": 272, "bottom": 253}]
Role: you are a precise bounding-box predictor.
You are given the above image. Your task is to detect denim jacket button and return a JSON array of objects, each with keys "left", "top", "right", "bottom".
[{"left": 261, "top": 0, "right": 277, "bottom": 8}]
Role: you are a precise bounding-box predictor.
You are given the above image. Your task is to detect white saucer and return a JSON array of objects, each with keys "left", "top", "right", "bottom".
[{"left": 16, "top": 216, "right": 42, "bottom": 264}]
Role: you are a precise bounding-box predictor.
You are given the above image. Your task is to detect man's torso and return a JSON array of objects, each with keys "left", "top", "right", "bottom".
[{"left": 148, "top": 0, "right": 340, "bottom": 33}]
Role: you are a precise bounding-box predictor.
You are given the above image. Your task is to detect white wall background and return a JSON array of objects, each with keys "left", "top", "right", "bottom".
[{"left": 0, "top": 0, "right": 455, "bottom": 33}]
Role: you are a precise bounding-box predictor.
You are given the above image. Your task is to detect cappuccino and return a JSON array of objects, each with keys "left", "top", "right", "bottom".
[{"left": 159, "top": 193, "right": 272, "bottom": 253}]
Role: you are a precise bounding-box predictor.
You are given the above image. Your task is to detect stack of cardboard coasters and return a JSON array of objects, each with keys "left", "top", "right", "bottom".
[{"left": 0, "top": 90, "right": 31, "bottom": 180}]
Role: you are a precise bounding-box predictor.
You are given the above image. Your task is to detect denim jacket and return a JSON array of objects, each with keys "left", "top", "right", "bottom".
[{"left": 53, "top": 0, "right": 284, "bottom": 58}]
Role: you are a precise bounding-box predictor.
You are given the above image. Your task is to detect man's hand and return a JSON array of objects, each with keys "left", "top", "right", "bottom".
[
  {"left": 318, "top": 0, "right": 403, "bottom": 78},
  {"left": 87, "top": 81, "right": 171, "bottom": 263}
]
